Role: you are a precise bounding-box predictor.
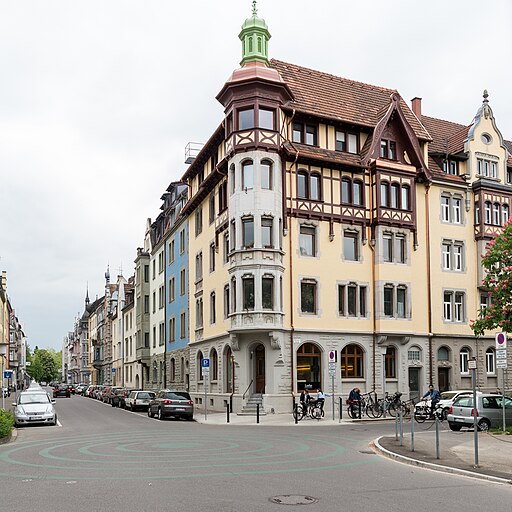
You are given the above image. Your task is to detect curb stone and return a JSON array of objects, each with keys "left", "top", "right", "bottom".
[{"left": 372, "top": 436, "right": 512, "bottom": 485}]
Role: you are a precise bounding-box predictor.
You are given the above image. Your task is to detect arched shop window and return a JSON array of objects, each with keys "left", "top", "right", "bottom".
[
  {"left": 296, "top": 343, "right": 321, "bottom": 391},
  {"left": 340, "top": 344, "right": 364, "bottom": 378}
]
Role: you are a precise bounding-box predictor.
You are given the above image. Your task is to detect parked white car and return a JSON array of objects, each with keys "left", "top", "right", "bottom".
[{"left": 13, "top": 391, "right": 57, "bottom": 427}]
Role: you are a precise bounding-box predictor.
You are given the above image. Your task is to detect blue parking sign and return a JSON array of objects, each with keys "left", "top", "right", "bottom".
[{"left": 202, "top": 358, "right": 210, "bottom": 368}]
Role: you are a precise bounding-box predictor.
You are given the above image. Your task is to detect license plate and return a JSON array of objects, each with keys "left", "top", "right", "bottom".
[
  {"left": 28, "top": 417, "right": 39, "bottom": 421},
  {"left": 454, "top": 418, "right": 464, "bottom": 422},
  {"left": 175, "top": 408, "right": 185, "bottom": 411}
]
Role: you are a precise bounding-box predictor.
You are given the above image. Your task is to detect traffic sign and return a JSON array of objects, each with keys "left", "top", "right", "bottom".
[
  {"left": 497, "top": 360, "right": 508, "bottom": 369},
  {"left": 496, "top": 349, "right": 507, "bottom": 359},
  {"left": 202, "top": 358, "right": 210, "bottom": 368},
  {"left": 496, "top": 332, "right": 507, "bottom": 350},
  {"left": 468, "top": 360, "right": 477, "bottom": 370},
  {"left": 328, "top": 351, "right": 336, "bottom": 363},
  {"left": 3, "top": 370, "right": 13, "bottom": 379},
  {"left": 111, "top": 367, "right": 116, "bottom": 373}
]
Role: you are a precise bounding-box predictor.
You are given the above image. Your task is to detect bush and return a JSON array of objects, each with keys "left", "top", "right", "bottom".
[{"left": 0, "top": 409, "right": 15, "bottom": 439}]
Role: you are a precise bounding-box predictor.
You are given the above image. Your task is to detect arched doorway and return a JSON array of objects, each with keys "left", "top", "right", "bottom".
[
  {"left": 225, "top": 347, "right": 233, "bottom": 393},
  {"left": 296, "top": 343, "right": 321, "bottom": 391},
  {"left": 254, "top": 344, "right": 266, "bottom": 393}
]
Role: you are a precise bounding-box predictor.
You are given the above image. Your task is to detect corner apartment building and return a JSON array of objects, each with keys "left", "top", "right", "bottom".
[{"left": 178, "top": 7, "right": 512, "bottom": 413}]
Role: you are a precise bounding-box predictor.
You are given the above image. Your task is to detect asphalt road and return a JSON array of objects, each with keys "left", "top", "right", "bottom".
[{"left": 1, "top": 393, "right": 512, "bottom": 512}]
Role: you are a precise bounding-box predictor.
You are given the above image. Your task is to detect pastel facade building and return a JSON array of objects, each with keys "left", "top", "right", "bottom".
[{"left": 179, "top": 6, "right": 512, "bottom": 413}]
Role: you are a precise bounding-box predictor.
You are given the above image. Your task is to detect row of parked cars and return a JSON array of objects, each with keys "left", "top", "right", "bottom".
[{"left": 77, "top": 384, "right": 194, "bottom": 421}]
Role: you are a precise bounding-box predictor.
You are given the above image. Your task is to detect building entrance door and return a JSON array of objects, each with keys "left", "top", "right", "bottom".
[
  {"left": 438, "top": 367, "right": 450, "bottom": 392},
  {"left": 408, "top": 367, "right": 421, "bottom": 402},
  {"left": 255, "top": 344, "right": 265, "bottom": 393}
]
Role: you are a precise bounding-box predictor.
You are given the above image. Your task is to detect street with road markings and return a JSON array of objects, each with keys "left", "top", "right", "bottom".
[{"left": 1, "top": 391, "right": 512, "bottom": 512}]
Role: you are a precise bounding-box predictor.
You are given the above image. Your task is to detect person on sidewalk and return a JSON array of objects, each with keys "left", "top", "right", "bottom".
[
  {"left": 300, "top": 389, "right": 310, "bottom": 407},
  {"left": 348, "top": 387, "right": 361, "bottom": 418},
  {"left": 316, "top": 388, "right": 330, "bottom": 415},
  {"left": 422, "top": 384, "right": 441, "bottom": 417}
]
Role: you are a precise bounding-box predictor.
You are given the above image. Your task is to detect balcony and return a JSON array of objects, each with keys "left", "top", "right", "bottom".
[
  {"left": 230, "top": 311, "right": 284, "bottom": 332},
  {"left": 136, "top": 346, "right": 150, "bottom": 362}
]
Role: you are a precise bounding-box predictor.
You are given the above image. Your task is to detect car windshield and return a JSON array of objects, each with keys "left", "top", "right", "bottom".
[
  {"left": 163, "top": 392, "right": 188, "bottom": 400},
  {"left": 19, "top": 394, "right": 50, "bottom": 405},
  {"left": 440, "top": 392, "right": 457, "bottom": 400},
  {"left": 138, "top": 392, "right": 155, "bottom": 399}
]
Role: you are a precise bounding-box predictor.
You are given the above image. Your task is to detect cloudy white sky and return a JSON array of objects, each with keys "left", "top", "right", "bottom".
[{"left": 1, "top": 0, "right": 511, "bottom": 352}]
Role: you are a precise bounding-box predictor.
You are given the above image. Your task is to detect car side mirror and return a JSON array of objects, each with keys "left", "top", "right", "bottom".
[
  {"left": 12, "top": 402, "right": 16, "bottom": 407},
  {"left": 51, "top": 400, "right": 56, "bottom": 404}
]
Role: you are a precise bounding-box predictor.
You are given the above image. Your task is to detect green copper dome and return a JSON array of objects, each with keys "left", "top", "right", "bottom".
[{"left": 239, "top": 1, "right": 271, "bottom": 66}]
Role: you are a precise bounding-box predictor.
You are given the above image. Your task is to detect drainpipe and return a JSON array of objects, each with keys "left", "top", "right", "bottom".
[
  {"left": 368, "top": 166, "right": 377, "bottom": 391},
  {"left": 425, "top": 183, "right": 433, "bottom": 385}
]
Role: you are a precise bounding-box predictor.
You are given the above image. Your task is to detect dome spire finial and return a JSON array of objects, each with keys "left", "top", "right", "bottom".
[
  {"left": 483, "top": 89, "right": 489, "bottom": 102},
  {"left": 239, "top": 1, "right": 271, "bottom": 66}
]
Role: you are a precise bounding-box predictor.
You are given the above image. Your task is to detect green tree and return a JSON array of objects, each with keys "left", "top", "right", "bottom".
[
  {"left": 471, "top": 222, "right": 512, "bottom": 336},
  {"left": 26, "top": 349, "right": 59, "bottom": 383}
]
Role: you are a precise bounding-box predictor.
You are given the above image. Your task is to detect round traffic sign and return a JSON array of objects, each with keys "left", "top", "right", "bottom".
[{"left": 497, "top": 333, "right": 506, "bottom": 345}]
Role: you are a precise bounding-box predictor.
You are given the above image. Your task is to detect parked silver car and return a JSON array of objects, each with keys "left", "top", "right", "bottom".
[
  {"left": 447, "top": 393, "right": 512, "bottom": 431},
  {"left": 13, "top": 391, "right": 57, "bottom": 427},
  {"left": 126, "top": 391, "right": 155, "bottom": 411}
]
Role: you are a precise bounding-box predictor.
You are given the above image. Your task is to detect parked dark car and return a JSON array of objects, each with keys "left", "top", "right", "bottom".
[
  {"left": 53, "top": 384, "right": 71, "bottom": 398},
  {"left": 65, "top": 384, "right": 76, "bottom": 395},
  {"left": 147, "top": 390, "right": 193, "bottom": 420},
  {"left": 109, "top": 387, "right": 131, "bottom": 407},
  {"left": 102, "top": 386, "right": 123, "bottom": 404}
]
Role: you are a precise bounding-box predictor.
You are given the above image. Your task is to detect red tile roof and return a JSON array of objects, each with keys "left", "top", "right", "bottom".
[
  {"left": 270, "top": 59, "right": 431, "bottom": 141},
  {"left": 282, "top": 141, "right": 364, "bottom": 169},
  {"left": 420, "top": 116, "right": 468, "bottom": 154}
]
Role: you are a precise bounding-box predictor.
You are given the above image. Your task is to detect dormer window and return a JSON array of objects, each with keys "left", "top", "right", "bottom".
[
  {"left": 477, "top": 157, "right": 498, "bottom": 178},
  {"left": 443, "top": 160, "right": 458, "bottom": 175},
  {"left": 292, "top": 122, "right": 317, "bottom": 146},
  {"left": 380, "top": 139, "right": 397, "bottom": 160},
  {"left": 335, "top": 130, "right": 358, "bottom": 154}
]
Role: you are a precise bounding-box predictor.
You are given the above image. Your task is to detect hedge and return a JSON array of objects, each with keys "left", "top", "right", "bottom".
[{"left": 0, "top": 409, "right": 15, "bottom": 439}]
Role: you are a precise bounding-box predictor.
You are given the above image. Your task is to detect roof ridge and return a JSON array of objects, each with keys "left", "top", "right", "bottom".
[{"left": 270, "top": 58, "right": 399, "bottom": 95}]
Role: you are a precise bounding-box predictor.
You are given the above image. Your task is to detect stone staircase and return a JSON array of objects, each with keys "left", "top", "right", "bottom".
[{"left": 237, "top": 393, "right": 267, "bottom": 416}]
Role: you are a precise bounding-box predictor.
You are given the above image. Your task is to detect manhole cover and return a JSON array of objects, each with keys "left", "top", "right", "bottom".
[{"left": 269, "top": 495, "right": 318, "bottom": 505}]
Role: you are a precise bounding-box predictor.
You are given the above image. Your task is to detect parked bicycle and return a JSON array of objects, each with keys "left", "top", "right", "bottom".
[{"left": 293, "top": 399, "right": 323, "bottom": 421}]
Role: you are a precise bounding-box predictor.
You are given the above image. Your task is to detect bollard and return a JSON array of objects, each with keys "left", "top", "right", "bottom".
[
  {"left": 339, "top": 397, "right": 342, "bottom": 421},
  {"left": 358, "top": 399, "right": 362, "bottom": 419},
  {"left": 226, "top": 402, "right": 230, "bottom": 423},
  {"left": 399, "top": 409, "right": 403, "bottom": 447},
  {"left": 411, "top": 405, "right": 415, "bottom": 452},
  {"left": 294, "top": 402, "right": 298, "bottom": 424},
  {"left": 435, "top": 416, "right": 440, "bottom": 459},
  {"left": 257, "top": 403, "right": 260, "bottom": 424},
  {"left": 395, "top": 412, "right": 398, "bottom": 440}
]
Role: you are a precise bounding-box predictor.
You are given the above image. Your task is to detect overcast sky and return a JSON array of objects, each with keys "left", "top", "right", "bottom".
[{"left": 1, "top": 0, "right": 511, "bottom": 352}]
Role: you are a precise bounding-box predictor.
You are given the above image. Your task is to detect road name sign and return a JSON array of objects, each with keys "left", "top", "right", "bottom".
[{"left": 496, "top": 332, "right": 507, "bottom": 350}]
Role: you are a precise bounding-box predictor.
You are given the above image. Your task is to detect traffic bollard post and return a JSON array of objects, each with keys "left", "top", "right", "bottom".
[
  {"left": 435, "top": 416, "right": 440, "bottom": 459},
  {"left": 226, "top": 402, "right": 230, "bottom": 423},
  {"left": 399, "top": 409, "right": 403, "bottom": 447},
  {"left": 256, "top": 403, "right": 260, "bottom": 424}
]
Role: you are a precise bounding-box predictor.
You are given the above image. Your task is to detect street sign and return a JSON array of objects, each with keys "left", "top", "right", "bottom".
[
  {"left": 497, "top": 360, "right": 508, "bottom": 369},
  {"left": 202, "top": 358, "right": 210, "bottom": 368},
  {"left": 111, "top": 367, "right": 116, "bottom": 373},
  {"left": 468, "top": 360, "right": 477, "bottom": 370},
  {"left": 3, "top": 370, "right": 13, "bottom": 379},
  {"left": 328, "top": 351, "right": 336, "bottom": 363},
  {"left": 496, "top": 349, "right": 507, "bottom": 359},
  {"left": 496, "top": 332, "right": 507, "bottom": 350}
]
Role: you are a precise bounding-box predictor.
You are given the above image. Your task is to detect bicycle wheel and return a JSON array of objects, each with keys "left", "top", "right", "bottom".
[
  {"left": 293, "top": 403, "right": 305, "bottom": 421},
  {"left": 310, "top": 405, "right": 322, "bottom": 420},
  {"left": 369, "top": 400, "right": 383, "bottom": 419},
  {"left": 347, "top": 404, "right": 358, "bottom": 419},
  {"left": 388, "top": 402, "right": 398, "bottom": 417},
  {"left": 414, "top": 406, "right": 428, "bottom": 423}
]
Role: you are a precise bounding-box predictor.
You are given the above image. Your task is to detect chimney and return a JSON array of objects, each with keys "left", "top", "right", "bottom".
[{"left": 411, "top": 97, "right": 422, "bottom": 118}]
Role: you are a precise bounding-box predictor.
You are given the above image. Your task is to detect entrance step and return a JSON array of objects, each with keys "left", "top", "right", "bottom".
[{"left": 238, "top": 393, "right": 267, "bottom": 416}]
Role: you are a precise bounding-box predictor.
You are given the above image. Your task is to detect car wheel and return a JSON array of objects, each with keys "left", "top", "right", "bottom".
[
  {"left": 478, "top": 419, "right": 491, "bottom": 432},
  {"left": 442, "top": 408, "right": 449, "bottom": 420},
  {"left": 148, "top": 407, "right": 154, "bottom": 418},
  {"left": 130, "top": 404, "right": 134, "bottom": 412},
  {"left": 185, "top": 415, "right": 194, "bottom": 421},
  {"left": 448, "top": 422, "right": 462, "bottom": 431},
  {"left": 157, "top": 408, "right": 163, "bottom": 420}
]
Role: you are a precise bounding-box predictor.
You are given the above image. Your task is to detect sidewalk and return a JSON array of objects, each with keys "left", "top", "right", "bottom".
[{"left": 375, "top": 429, "right": 512, "bottom": 484}]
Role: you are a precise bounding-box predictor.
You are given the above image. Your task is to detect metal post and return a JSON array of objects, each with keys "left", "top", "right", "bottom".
[
  {"left": 472, "top": 364, "right": 479, "bottom": 467},
  {"left": 399, "top": 409, "right": 403, "bottom": 447},
  {"left": 256, "top": 403, "right": 260, "bottom": 424},
  {"left": 339, "top": 397, "right": 342, "bottom": 421},
  {"left": 502, "top": 368, "right": 506, "bottom": 433},
  {"left": 331, "top": 374, "right": 335, "bottom": 421},
  {"left": 358, "top": 399, "right": 361, "bottom": 419},
  {"left": 294, "top": 402, "right": 298, "bottom": 425},
  {"left": 1, "top": 353, "right": 4, "bottom": 410},
  {"left": 395, "top": 412, "right": 398, "bottom": 440},
  {"left": 204, "top": 376, "right": 208, "bottom": 421},
  {"left": 435, "top": 416, "right": 440, "bottom": 459},
  {"left": 226, "top": 402, "right": 230, "bottom": 423},
  {"left": 411, "top": 407, "right": 415, "bottom": 452}
]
